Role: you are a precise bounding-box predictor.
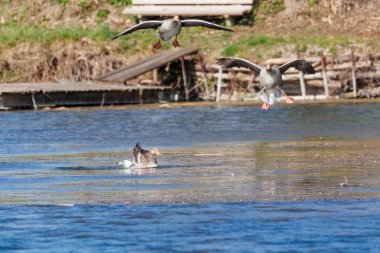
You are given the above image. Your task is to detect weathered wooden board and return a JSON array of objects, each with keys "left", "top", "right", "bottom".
[
  {"left": 0, "top": 82, "right": 173, "bottom": 109},
  {"left": 123, "top": 5, "right": 252, "bottom": 16},
  {"left": 0, "top": 81, "right": 169, "bottom": 94},
  {"left": 132, "top": 0, "right": 253, "bottom": 4},
  {"left": 98, "top": 48, "right": 198, "bottom": 82}
]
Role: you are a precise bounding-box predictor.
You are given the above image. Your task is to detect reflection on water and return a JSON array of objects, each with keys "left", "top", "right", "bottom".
[
  {"left": 120, "top": 168, "right": 157, "bottom": 175},
  {"left": 1, "top": 138, "right": 379, "bottom": 204}
]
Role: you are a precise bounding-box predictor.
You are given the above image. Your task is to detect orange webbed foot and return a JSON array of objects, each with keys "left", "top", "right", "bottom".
[
  {"left": 285, "top": 96, "right": 294, "bottom": 104},
  {"left": 172, "top": 38, "right": 180, "bottom": 48},
  {"left": 261, "top": 103, "right": 270, "bottom": 110},
  {"left": 152, "top": 40, "right": 162, "bottom": 53}
]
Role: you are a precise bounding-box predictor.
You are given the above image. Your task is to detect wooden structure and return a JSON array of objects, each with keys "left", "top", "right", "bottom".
[
  {"left": 0, "top": 82, "right": 171, "bottom": 110},
  {"left": 190, "top": 52, "right": 380, "bottom": 101},
  {"left": 98, "top": 47, "right": 197, "bottom": 83},
  {"left": 123, "top": 0, "right": 253, "bottom": 25},
  {"left": 0, "top": 48, "right": 201, "bottom": 110}
]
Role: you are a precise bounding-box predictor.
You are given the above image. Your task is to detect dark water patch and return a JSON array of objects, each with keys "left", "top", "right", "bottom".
[{"left": 55, "top": 165, "right": 121, "bottom": 171}]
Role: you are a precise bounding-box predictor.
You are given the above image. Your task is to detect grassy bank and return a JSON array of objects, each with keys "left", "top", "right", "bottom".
[
  {"left": 0, "top": 22, "right": 373, "bottom": 56},
  {"left": 0, "top": 0, "right": 379, "bottom": 82}
]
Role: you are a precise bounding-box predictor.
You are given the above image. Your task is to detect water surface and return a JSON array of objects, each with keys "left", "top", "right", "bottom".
[{"left": 1, "top": 102, "right": 380, "bottom": 251}]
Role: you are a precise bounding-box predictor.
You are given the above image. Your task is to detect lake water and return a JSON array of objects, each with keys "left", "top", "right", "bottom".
[{"left": 1, "top": 102, "right": 380, "bottom": 252}]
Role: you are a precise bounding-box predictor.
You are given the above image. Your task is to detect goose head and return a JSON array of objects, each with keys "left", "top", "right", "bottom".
[{"left": 150, "top": 148, "right": 161, "bottom": 156}]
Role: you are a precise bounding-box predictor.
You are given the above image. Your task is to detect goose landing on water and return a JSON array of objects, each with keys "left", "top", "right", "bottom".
[
  {"left": 217, "top": 58, "right": 315, "bottom": 110},
  {"left": 117, "top": 143, "right": 161, "bottom": 169},
  {"left": 112, "top": 16, "right": 233, "bottom": 52}
]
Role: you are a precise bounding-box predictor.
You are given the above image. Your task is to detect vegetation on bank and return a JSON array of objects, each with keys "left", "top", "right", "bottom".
[
  {"left": 0, "top": 0, "right": 379, "bottom": 82},
  {"left": 0, "top": 22, "right": 371, "bottom": 56}
]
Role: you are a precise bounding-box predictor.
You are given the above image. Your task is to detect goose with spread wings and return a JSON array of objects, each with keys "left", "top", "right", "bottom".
[
  {"left": 112, "top": 16, "right": 233, "bottom": 52},
  {"left": 217, "top": 58, "right": 315, "bottom": 110},
  {"left": 132, "top": 143, "right": 160, "bottom": 168},
  {"left": 117, "top": 143, "right": 161, "bottom": 169}
]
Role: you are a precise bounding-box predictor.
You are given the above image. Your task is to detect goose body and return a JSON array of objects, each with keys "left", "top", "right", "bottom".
[
  {"left": 117, "top": 143, "right": 161, "bottom": 169},
  {"left": 133, "top": 143, "right": 160, "bottom": 168},
  {"left": 158, "top": 19, "right": 182, "bottom": 41},
  {"left": 117, "top": 159, "right": 136, "bottom": 169}
]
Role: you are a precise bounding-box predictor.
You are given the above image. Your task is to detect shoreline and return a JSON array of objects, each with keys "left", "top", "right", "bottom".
[{"left": 2, "top": 97, "right": 380, "bottom": 112}]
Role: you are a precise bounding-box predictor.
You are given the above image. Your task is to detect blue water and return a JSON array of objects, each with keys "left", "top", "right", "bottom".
[
  {"left": 1, "top": 103, "right": 380, "bottom": 252},
  {"left": 1, "top": 102, "right": 380, "bottom": 156},
  {"left": 1, "top": 200, "right": 380, "bottom": 252}
]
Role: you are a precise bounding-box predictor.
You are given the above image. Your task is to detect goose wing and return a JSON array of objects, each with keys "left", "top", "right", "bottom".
[
  {"left": 133, "top": 143, "right": 142, "bottom": 163},
  {"left": 140, "top": 148, "right": 153, "bottom": 164},
  {"left": 216, "top": 57, "right": 262, "bottom": 75},
  {"left": 112, "top": 21, "right": 163, "bottom": 40},
  {"left": 279, "top": 59, "right": 315, "bottom": 74},
  {"left": 180, "top": 19, "right": 233, "bottom": 32},
  {"left": 133, "top": 143, "right": 153, "bottom": 164}
]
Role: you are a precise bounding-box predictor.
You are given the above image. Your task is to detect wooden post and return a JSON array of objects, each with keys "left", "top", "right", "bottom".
[
  {"left": 31, "top": 93, "right": 38, "bottom": 110},
  {"left": 351, "top": 48, "right": 357, "bottom": 98},
  {"left": 320, "top": 51, "right": 329, "bottom": 98},
  {"left": 224, "top": 15, "right": 232, "bottom": 27},
  {"left": 297, "top": 51, "right": 307, "bottom": 99},
  {"left": 100, "top": 93, "right": 106, "bottom": 108},
  {"left": 198, "top": 55, "right": 210, "bottom": 99},
  {"left": 139, "top": 88, "right": 143, "bottom": 105},
  {"left": 180, "top": 57, "right": 189, "bottom": 101},
  {"left": 228, "top": 70, "right": 238, "bottom": 101},
  {"left": 216, "top": 67, "right": 223, "bottom": 102},
  {"left": 152, "top": 69, "right": 158, "bottom": 84}
]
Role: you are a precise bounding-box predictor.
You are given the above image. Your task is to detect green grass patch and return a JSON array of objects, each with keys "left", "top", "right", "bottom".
[
  {"left": 97, "top": 8, "right": 110, "bottom": 24},
  {"left": 0, "top": 22, "right": 373, "bottom": 59},
  {"left": 104, "top": 0, "right": 132, "bottom": 7},
  {"left": 0, "top": 23, "right": 116, "bottom": 46}
]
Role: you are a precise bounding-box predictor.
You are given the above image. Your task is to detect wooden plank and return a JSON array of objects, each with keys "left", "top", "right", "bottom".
[
  {"left": 99, "top": 48, "right": 197, "bottom": 82},
  {"left": 351, "top": 48, "right": 357, "bottom": 98},
  {"left": 0, "top": 89, "right": 173, "bottom": 109},
  {"left": 180, "top": 57, "right": 189, "bottom": 101},
  {"left": 0, "top": 82, "right": 171, "bottom": 94},
  {"left": 265, "top": 57, "right": 320, "bottom": 66},
  {"left": 297, "top": 52, "right": 307, "bottom": 99},
  {"left": 97, "top": 51, "right": 172, "bottom": 80},
  {"left": 216, "top": 67, "right": 223, "bottom": 102},
  {"left": 133, "top": 0, "right": 253, "bottom": 4},
  {"left": 123, "top": 5, "right": 252, "bottom": 16},
  {"left": 320, "top": 51, "right": 330, "bottom": 97}
]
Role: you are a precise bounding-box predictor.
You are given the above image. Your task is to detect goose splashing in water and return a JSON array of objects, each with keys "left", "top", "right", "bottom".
[{"left": 118, "top": 143, "right": 161, "bottom": 169}]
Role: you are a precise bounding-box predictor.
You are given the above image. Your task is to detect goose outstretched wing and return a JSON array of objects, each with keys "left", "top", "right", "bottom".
[
  {"left": 180, "top": 19, "right": 233, "bottom": 32},
  {"left": 112, "top": 21, "right": 163, "bottom": 39},
  {"left": 279, "top": 59, "right": 315, "bottom": 74},
  {"left": 216, "top": 57, "right": 262, "bottom": 75}
]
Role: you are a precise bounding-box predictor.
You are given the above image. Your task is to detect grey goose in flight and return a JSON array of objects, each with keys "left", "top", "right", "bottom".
[
  {"left": 217, "top": 57, "right": 315, "bottom": 110},
  {"left": 112, "top": 16, "right": 233, "bottom": 52}
]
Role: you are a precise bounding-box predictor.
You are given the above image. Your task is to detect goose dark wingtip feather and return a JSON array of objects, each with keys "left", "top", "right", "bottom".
[{"left": 216, "top": 57, "right": 231, "bottom": 68}]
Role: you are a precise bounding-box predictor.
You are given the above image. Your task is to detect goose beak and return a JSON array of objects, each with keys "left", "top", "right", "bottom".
[{"left": 173, "top": 16, "right": 180, "bottom": 22}]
